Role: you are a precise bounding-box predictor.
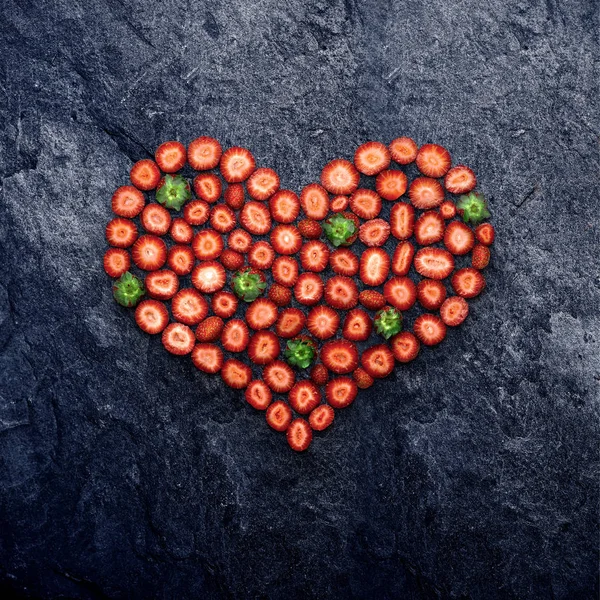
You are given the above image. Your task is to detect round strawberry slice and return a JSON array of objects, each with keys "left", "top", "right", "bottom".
[
  {"left": 361, "top": 344, "right": 395, "bottom": 379},
  {"left": 349, "top": 189, "right": 381, "bottom": 220},
  {"left": 342, "top": 309, "right": 372, "bottom": 342},
  {"left": 300, "top": 240, "right": 330, "bottom": 273},
  {"left": 135, "top": 300, "right": 169, "bottom": 335},
  {"left": 155, "top": 140, "right": 186, "bottom": 173},
  {"left": 299, "top": 184, "right": 329, "bottom": 221},
  {"left": 106, "top": 217, "right": 138, "bottom": 248},
  {"left": 191, "top": 261, "right": 226, "bottom": 293},
  {"left": 228, "top": 229, "right": 252, "bottom": 253},
  {"left": 329, "top": 248, "right": 359, "bottom": 276},
  {"left": 221, "top": 319, "right": 249, "bottom": 352},
  {"left": 391, "top": 241, "right": 415, "bottom": 277},
  {"left": 162, "top": 322, "right": 195, "bottom": 355},
  {"left": 417, "top": 279, "right": 447, "bottom": 310},
  {"left": 266, "top": 401, "right": 293, "bottom": 432},
  {"left": 440, "top": 296, "right": 469, "bottom": 326},
  {"left": 221, "top": 359, "right": 252, "bottom": 389},
  {"left": 212, "top": 291, "right": 238, "bottom": 318},
  {"left": 263, "top": 361, "right": 295, "bottom": 393},
  {"left": 169, "top": 218, "right": 193, "bottom": 244},
  {"left": 414, "top": 211, "right": 445, "bottom": 246},
  {"left": 220, "top": 146, "right": 256, "bottom": 183},
  {"left": 389, "top": 137, "right": 418, "bottom": 165},
  {"left": 375, "top": 169, "right": 408, "bottom": 201},
  {"left": 354, "top": 141, "right": 391, "bottom": 176},
  {"left": 183, "top": 200, "right": 210, "bottom": 226},
  {"left": 275, "top": 308, "right": 306, "bottom": 338},
  {"left": 247, "top": 331, "right": 280, "bottom": 365},
  {"left": 390, "top": 331, "right": 420, "bottom": 363},
  {"left": 245, "top": 298, "right": 278, "bottom": 331},
  {"left": 321, "top": 159, "right": 360, "bottom": 196},
  {"left": 451, "top": 268, "right": 485, "bottom": 298},
  {"left": 191, "top": 343, "right": 224, "bottom": 374},
  {"left": 413, "top": 247, "right": 455, "bottom": 280},
  {"left": 192, "top": 230, "right": 223, "bottom": 261},
  {"left": 325, "top": 377, "right": 357, "bottom": 409},
  {"left": 210, "top": 205, "right": 236, "bottom": 233},
  {"left": 272, "top": 256, "right": 299, "bottom": 287},
  {"left": 171, "top": 288, "right": 209, "bottom": 326},
  {"left": 359, "top": 248, "right": 390, "bottom": 287},
  {"left": 309, "top": 404, "right": 334, "bottom": 431},
  {"left": 413, "top": 314, "right": 447, "bottom": 346},
  {"left": 130, "top": 159, "right": 161, "bottom": 191},
  {"left": 269, "top": 189, "right": 300, "bottom": 223},
  {"left": 193, "top": 173, "right": 222, "bottom": 203},
  {"left": 248, "top": 241, "right": 275, "bottom": 270},
  {"left": 271, "top": 225, "right": 302, "bottom": 255},
  {"left": 246, "top": 167, "right": 280, "bottom": 201},
  {"left": 132, "top": 235, "right": 167, "bottom": 271},
  {"left": 320, "top": 340, "right": 359, "bottom": 374},
  {"left": 195, "top": 316, "right": 224, "bottom": 342},
  {"left": 112, "top": 186, "right": 145, "bottom": 218},
  {"left": 307, "top": 305, "right": 340, "bottom": 340},
  {"left": 324, "top": 276, "right": 358, "bottom": 310},
  {"left": 439, "top": 200, "right": 457, "bottom": 220},
  {"left": 240, "top": 201, "right": 271, "bottom": 235},
  {"left": 310, "top": 364, "right": 329, "bottom": 386},
  {"left": 444, "top": 221, "right": 475, "bottom": 255},
  {"left": 145, "top": 270, "right": 179, "bottom": 300},
  {"left": 288, "top": 381, "right": 321, "bottom": 414},
  {"left": 416, "top": 143, "right": 451, "bottom": 178},
  {"left": 141, "top": 203, "right": 171, "bottom": 236},
  {"left": 245, "top": 380, "right": 273, "bottom": 410},
  {"left": 359, "top": 219, "right": 391, "bottom": 247},
  {"left": 408, "top": 177, "right": 445, "bottom": 210},
  {"left": 294, "top": 273, "right": 324, "bottom": 306},
  {"left": 187, "top": 136, "right": 222, "bottom": 171},
  {"left": 475, "top": 223, "right": 495, "bottom": 246},
  {"left": 103, "top": 248, "right": 131, "bottom": 278},
  {"left": 330, "top": 195, "right": 349, "bottom": 212},
  {"left": 384, "top": 277, "right": 417, "bottom": 311},
  {"left": 444, "top": 165, "right": 476, "bottom": 195},
  {"left": 224, "top": 183, "right": 245, "bottom": 210},
  {"left": 287, "top": 418, "right": 313, "bottom": 451}
]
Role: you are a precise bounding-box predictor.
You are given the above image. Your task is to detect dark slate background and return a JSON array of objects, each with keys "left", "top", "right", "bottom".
[{"left": 1, "top": 0, "right": 598, "bottom": 598}]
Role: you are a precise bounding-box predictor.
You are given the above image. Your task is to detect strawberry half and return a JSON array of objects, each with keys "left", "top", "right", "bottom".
[
  {"left": 289, "top": 381, "right": 321, "bottom": 414},
  {"left": 247, "top": 331, "right": 280, "bottom": 364},
  {"left": 297, "top": 220, "right": 322, "bottom": 242},
  {"left": 414, "top": 211, "right": 445, "bottom": 246},
  {"left": 300, "top": 184, "right": 330, "bottom": 221},
  {"left": 240, "top": 201, "right": 272, "bottom": 235},
  {"left": 409, "top": 177, "right": 445, "bottom": 210},
  {"left": 416, "top": 143, "right": 451, "bottom": 178},
  {"left": 187, "top": 136, "right": 222, "bottom": 171},
  {"left": 162, "top": 323, "right": 196, "bottom": 355},
  {"left": 361, "top": 344, "right": 395, "bottom": 378},
  {"left": 224, "top": 183, "right": 245, "bottom": 210},
  {"left": 310, "top": 364, "right": 329, "bottom": 386},
  {"left": 444, "top": 221, "right": 475, "bottom": 255},
  {"left": 221, "top": 359, "right": 252, "bottom": 389},
  {"left": 451, "top": 268, "right": 485, "bottom": 298},
  {"left": 220, "top": 249, "right": 245, "bottom": 271},
  {"left": 440, "top": 296, "right": 469, "bottom": 326},
  {"left": 300, "top": 240, "right": 330, "bottom": 272},
  {"left": 444, "top": 165, "right": 476, "bottom": 195},
  {"left": 145, "top": 270, "right": 179, "bottom": 300},
  {"left": 193, "top": 173, "right": 222, "bottom": 203},
  {"left": 106, "top": 217, "right": 138, "bottom": 248},
  {"left": 130, "top": 159, "right": 161, "bottom": 191},
  {"left": 353, "top": 367, "right": 374, "bottom": 389},
  {"left": 309, "top": 404, "right": 334, "bottom": 431},
  {"left": 191, "top": 261, "right": 226, "bottom": 293},
  {"left": 391, "top": 241, "right": 415, "bottom": 277},
  {"left": 191, "top": 343, "right": 224, "bottom": 374},
  {"left": 272, "top": 256, "right": 299, "bottom": 287},
  {"left": 155, "top": 140, "right": 186, "bottom": 173},
  {"left": 275, "top": 308, "right": 306, "bottom": 338},
  {"left": 342, "top": 309, "right": 372, "bottom": 342},
  {"left": 413, "top": 247, "right": 455, "bottom": 280},
  {"left": 245, "top": 298, "right": 278, "bottom": 330},
  {"left": 325, "top": 377, "right": 357, "bottom": 409},
  {"left": 266, "top": 401, "right": 293, "bottom": 432},
  {"left": 324, "top": 276, "right": 358, "bottom": 310},
  {"left": 210, "top": 205, "right": 236, "bottom": 233},
  {"left": 471, "top": 244, "right": 491, "bottom": 270},
  {"left": 329, "top": 248, "right": 359, "bottom": 276},
  {"left": 248, "top": 241, "right": 275, "bottom": 270},
  {"left": 413, "top": 313, "right": 447, "bottom": 346},
  {"left": 103, "top": 248, "right": 131, "bottom": 278},
  {"left": 475, "top": 223, "right": 495, "bottom": 246},
  {"left": 212, "top": 291, "right": 238, "bottom": 318},
  {"left": 294, "top": 273, "right": 324, "bottom": 306},
  {"left": 287, "top": 418, "right": 313, "bottom": 451},
  {"left": 269, "top": 190, "right": 300, "bottom": 223},
  {"left": 390, "top": 331, "right": 420, "bottom": 363},
  {"left": 112, "top": 186, "right": 145, "bottom": 218},
  {"left": 192, "top": 230, "right": 223, "bottom": 261},
  {"left": 349, "top": 189, "right": 382, "bottom": 220},
  {"left": 389, "top": 137, "right": 418, "bottom": 165},
  {"left": 359, "top": 219, "right": 391, "bottom": 247},
  {"left": 320, "top": 159, "right": 360, "bottom": 196},
  {"left": 221, "top": 319, "right": 250, "bottom": 353},
  {"left": 141, "top": 203, "right": 171, "bottom": 235},
  {"left": 354, "top": 141, "right": 391, "bottom": 176},
  {"left": 169, "top": 218, "right": 193, "bottom": 244},
  {"left": 358, "top": 290, "right": 386, "bottom": 311},
  {"left": 417, "top": 279, "right": 447, "bottom": 310},
  {"left": 375, "top": 169, "right": 408, "bottom": 201},
  {"left": 245, "top": 380, "right": 272, "bottom": 411},
  {"left": 195, "top": 316, "right": 225, "bottom": 342},
  {"left": 132, "top": 235, "right": 167, "bottom": 271},
  {"left": 263, "top": 360, "right": 295, "bottom": 393},
  {"left": 390, "top": 202, "right": 415, "bottom": 240},
  {"left": 270, "top": 225, "right": 302, "bottom": 255},
  {"left": 247, "top": 167, "right": 280, "bottom": 201},
  {"left": 320, "top": 340, "right": 359, "bottom": 374},
  {"left": 307, "top": 305, "right": 340, "bottom": 340},
  {"left": 383, "top": 276, "right": 417, "bottom": 311},
  {"left": 220, "top": 146, "right": 256, "bottom": 183},
  {"left": 360, "top": 248, "right": 390, "bottom": 287},
  {"left": 171, "top": 288, "right": 209, "bottom": 326},
  {"left": 135, "top": 300, "right": 169, "bottom": 335}
]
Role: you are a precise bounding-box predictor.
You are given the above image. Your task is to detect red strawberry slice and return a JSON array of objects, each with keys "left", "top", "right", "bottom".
[
  {"left": 221, "top": 319, "right": 250, "bottom": 352},
  {"left": 103, "top": 248, "right": 131, "bottom": 278},
  {"left": 325, "top": 377, "right": 357, "bottom": 409},
  {"left": 475, "top": 223, "right": 495, "bottom": 245},
  {"left": 384, "top": 277, "right": 417, "bottom": 311},
  {"left": 409, "top": 177, "right": 445, "bottom": 210},
  {"left": 248, "top": 241, "right": 275, "bottom": 270},
  {"left": 439, "top": 200, "right": 457, "bottom": 220},
  {"left": 220, "top": 147, "right": 256, "bottom": 183},
  {"left": 358, "top": 290, "right": 386, "bottom": 311},
  {"left": 413, "top": 247, "right": 455, "bottom": 280},
  {"left": 141, "top": 203, "right": 171, "bottom": 235},
  {"left": 342, "top": 309, "right": 372, "bottom": 342},
  {"left": 271, "top": 224, "right": 302, "bottom": 255},
  {"left": 130, "top": 159, "right": 161, "bottom": 191},
  {"left": 193, "top": 173, "right": 222, "bottom": 203},
  {"left": 228, "top": 229, "right": 252, "bottom": 253},
  {"left": 247, "top": 167, "right": 280, "bottom": 200},
  {"left": 416, "top": 143, "right": 451, "bottom": 178},
  {"left": 169, "top": 218, "right": 193, "bottom": 244},
  {"left": 444, "top": 221, "right": 475, "bottom": 255},
  {"left": 440, "top": 296, "right": 469, "bottom": 326},
  {"left": 195, "top": 316, "right": 225, "bottom": 342},
  {"left": 263, "top": 360, "right": 295, "bottom": 393},
  {"left": 414, "top": 211, "right": 445, "bottom": 246},
  {"left": 417, "top": 279, "right": 447, "bottom": 310},
  {"left": 320, "top": 159, "right": 360, "bottom": 195},
  {"left": 171, "top": 288, "right": 209, "bottom": 326},
  {"left": 320, "top": 340, "right": 358, "bottom": 374},
  {"left": 294, "top": 273, "right": 324, "bottom": 306},
  {"left": 112, "top": 186, "right": 145, "bottom": 218},
  {"left": 329, "top": 248, "right": 359, "bottom": 276},
  {"left": 389, "top": 137, "right": 418, "bottom": 165},
  {"left": 210, "top": 205, "right": 236, "bottom": 233},
  {"left": 300, "top": 183, "right": 330, "bottom": 221},
  {"left": 221, "top": 359, "right": 252, "bottom": 389},
  {"left": 245, "top": 380, "right": 272, "bottom": 410},
  {"left": 310, "top": 364, "right": 329, "bottom": 386},
  {"left": 266, "top": 400, "right": 293, "bottom": 431},
  {"left": 240, "top": 201, "right": 272, "bottom": 235},
  {"left": 275, "top": 308, "right": 306, "bottom": 338},
  {"left": 192, "top": 230, "right": 223, "bottom": 260},
  {"left": 182, "top": 200, "right": 210, "bottom": 226},
  {"left": 375, "top": 169, "right": 408, "bottom": 201},
  {"left": 471, "top": 244, "right": 491, "bottom": 270},
  {"left": 354, "top": 141, "right": 391, "bottom": 176},
  {"left": 444, "top": 165, "right": 476, "bottom": 194},
  {"left": 360, "top": 248, "right": 390, "bottom": 287},
  {"left": 330, "top": 195, "right": 349, "bottom": 212},
  {"left": 361, "top": 344, "right": 395, "bottom": 378},
  {"left": 359, "top": 219, "right": 390, "bottom": 247},
  {"left": 191, "top": 343, "right": 224, "bottom": 374},
  {"left": 135, "top": 300, "right": 169, "bottom": 335},
  {"left": 307, "top": 305, "right": 340, "bottom": 340},
  {"left": 390, "top": 331, "right": 420, "bottom": 363},
  {"left": 106, "top": 217, "right": 138, "bottom": 248},
  {"left": 324, "top": 276, "right": 358, "bottom": 310},
  {"left": 413, "top": 313, "right": 447, "bottom": 346},
  {"left": 391, "top": 241, "right": 415, "bottom": 277},
  {"left": 272, "top": 256, "right": 299, "bottom": 287},
  {"left": 287, "top": 418, "right": 313, "bottom": 451},
  {"left": 224, "top": 183, "right": 245, "bottom": 210},
  {"left": 309, "top": 404, "right": 334, "bottom": 431},
  {"left": 245, "top": 298, "right": 278, "bottom": 330},
  {"left": 132, "top": 235, "right": 167, "bottom": 270},
  {"left": 390, "top": 202, "right": 415, "bottom": 240},
  {"left": 220, "top": 249, "right": 245, "bottom": 271},
  {"left": 300, "top": 240, "right": 330, "bottom": 272},
  {"left": 247, "top": 331, "right": 280, "bottom": 364},
  {"left": 212, "top": 291, "right": 238, "bottom": 318},
  {"left": 349, "top": 188, "right": 381, "bottom": 219},
  {"left": 155, "top": 140, "right": 186, "bottom": 173},
  {"left": 191, "top": 261, "right": 226, "bottom": 293},
  {"left": 162, "top": 323, "right": 195, "bottom": 355},
  {"left": 145, "top": 270, "right": 179, "bottom": 300},
  {"left": 451, "top": 268, "right": 485, "bottom": 298},
  {"left": 288, "top": 381, "right": 321, "bottom": 414},
  {"left": 298, "top": 218, "right": 323, "bottom": 238},
  {"left": 269, "top": 190, "right": 300, "bottom": 223},
  {"left": 187, "top": 136, "right": 222, "bottom": 171}
]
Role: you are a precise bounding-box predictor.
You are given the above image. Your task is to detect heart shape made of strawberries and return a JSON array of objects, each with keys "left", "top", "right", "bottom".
[{"left": 103, "top": 136, "right": 495, "bottom": 451}]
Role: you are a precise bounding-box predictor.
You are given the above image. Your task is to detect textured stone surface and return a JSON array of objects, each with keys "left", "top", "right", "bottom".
[{"left": 0, "top": 0, "right": 598, "bottom": 598}]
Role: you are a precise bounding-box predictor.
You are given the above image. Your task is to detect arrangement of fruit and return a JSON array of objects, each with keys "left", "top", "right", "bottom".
[{"left": 104, "top": 137, "right": 494, "bottom": 451}]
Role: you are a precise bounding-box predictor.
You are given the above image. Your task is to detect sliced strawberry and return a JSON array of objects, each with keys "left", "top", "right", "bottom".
[
  {"left": 270, "top": 225, "right": 302, "bottom": 255},
  {"left": 392, "top": 241, "right": 415, "bottom": 277},
  {"left": 220, "top": 249, "right": 245, "bottom": 271},
  {"left": 342, "top": 309, "right": 372, "bottom": 342},
  {"left": 416, "top": 143, "right": 451, "bottom": 178},
  {"left": 320, "top": 159, "right": 360, "bottom": 196},
  {"left": 195, "top": 316, "right": 224, "bottom": 342},
  {"left": 288, "top": 381, "right": 321, "bottom": 414},
  {"left": 183, "top": 200, "right": 210, "bottom": 226},
  {"left": 275, "top": 308, "right": 306, "bottom": 338},
  {"left": 187, "top": 136, "right": 222, "bottom": 171},
  {"left": 135, "top": 300, "right": 169, "bottom": 335},
  {"left": 193, "top": 173, "right": 222, "bottom": 203},
  {"left": 169, "top": 218, "right": 193, "bottom": 244},
  {"left": 248, "top": 241, "right": 275, "bottom": 270},
  {"left": 349, "top": 189, "right": 382, "bottom": 220},
  {"left": 309, "top": 404, "right": 334, "bottom": 431},
  {"left": 409, "top": 178, "right": 445, "bottom": 210},
  {"left": 300, "top": 241, "right": 330, "bottom": 272},
  {"left": 390, "top": 331, "right": 420, "bottom": 363},
  {"left": 294, "top": 273, "right": 324, "bottom": 306},
  {"left": 272, "top": 256, "right": 299, "bottom": 287},
  {"left": 307, "top": 305, "right": 340, "bottom": 340},
  {"left": 245, "top": 380, "right": 272, "bottom": 410},
  {"left": 310, "top": 364, "right": 329, "bottom": 386},
  {"left": 220, "top": 146, "right": 256, "bottom": 183},
  {"left": 141, "top": 203, "right": 171, "bottom": 235},
  {"left": 444, "top": 165, "right": 476, "bottom": 194},
  {"left": 330, "top": 195, "right": 349, "bottom": 212},
  {"left": 298, "top": 219, "right": 323, "bottom": 239},
  {"left": 221, "top": 319, "right": 249, "bottom": 352},
  {"left": 359, "top": 248, "right": 390, "bottom": 287},
  {"left": 145, "top": 270, "right": 179, "bottom": 300},
  {"left": 111, "top": 186, "right": 145, "bottom": 218},
  {"left": 389, "top": 137, "right": 418, "bottom": 165},
  {"left": 106, "top": 217, "right": 138, "bottom": 248},
  {"left": 130, "top": 159, "right": 161, "bottom": 191},
  {"left": 191, "top": 261, "right": 226, "bottom": 293},
  {"left": 444, "top": 220, "right": 475, "bottom": 255},
  {"left": 266, "top": 400, "right": 293, "bottom": 431},
  {"left": 247, "top": 330, "right": 280, "bottom": 364},
  {"left": 191, "top": 343, "right": 224, "bottom": 374},
  {"left": 221, "top": 359, "right": 252, "bottom": 389},
  {"left": 240, "top": 201, "right": 272, "bottom": 235},
  {"left": 103, "top": 248, "right": 131, "bottom": 278},
  {"left": 298, "top": 183, "right": 329, "bottom": 221},
  {"left": 475, "top": 223, "right": 495, "bottom": 246},
  {"left": 375, "top": 169, "right": 408, "bottom": 201},
  {"left": 224, "top": 183, "right": 245, "bottom": 210},
  {"left": 162, "top": 322, "right": 195, "bottom": 355},
  {"left": 329, "top": 248, "right": 359, "bottom": 276},
  {"left": 192, "top": 230, "right": 223, "bottom": 260},
  {"left": 324, "top": 276, "right": 358, "bottom": 310},
  {"left": 320, "top": 340, "right": 358, "bottom": 374},
  {"left": 263, "top": 360, "right": 295, "bottom": 393},
  {"left": 354, "top": 141, "right": 391, "bottom": 175},
  {"left": 132, "top": 235, "right": 167, "bottom": 270},
  {"left": 269, "top": 189, "right": 300, "bottom": 223},
  {"left": 413, "top": 247, "right": 455, "bottom": 280},
  {"left": 353, "top": 367, "right": 374, "bottom": 389},
  {"left": 228, "top": 228, "right": 252, "bottom": 253},
  {"left": 439, "top": 200, "right": 457, "bottom": 220},
  {"left": 471, "top": 244, "right": 491, "bottom": 269},
  {"left": 383, "top": 277, "right": 417, "bottom": 311},
  {"left": 440, "top": 296, "right": 469, "bottom": 326},
  {"left": 413, "top": 313, "right": 447, "bottom": 346},
  {"left": 287, "top": 418, "right": 312, "bottom": 451},
  {"left": 211, "top": 291, "right": 238, "bottom": 318},
  {"left": 451, "top": 268, "right": 485, "bottom": 298},
  {"left": 210, "top": 205, "right": 236, "bottom": 233},
  {"left": 325, "top": 377, "right": 357, "bottom": 409},
  {"left": 417, "top": 279, "right": 447, "bottom": 310},
  {"left": 245, "top": 298, "right": 278, "bottom": 330},
  {"left": 414, "top": 211, "right": 445, "bottom": 246},
  {"left": 155, "top": 141, "right": 186, "bottom": 173},
  {"left": 359, "top": 219, "right": 390, "bottom": 247},
  {"left": 171, "top": 288, "right": 209, "bottom": 326},
  {"left": 358, "top": 290, "right": 386, "bottom": 311},
  {"left": 390, "top": 202, "right": 415, "bottom": 240},
  {"left": 361, "top": 344, "right": 395, "bottom": 379},
  {"left": 246, "top": 167, "right": 280, "bottom": 200}
]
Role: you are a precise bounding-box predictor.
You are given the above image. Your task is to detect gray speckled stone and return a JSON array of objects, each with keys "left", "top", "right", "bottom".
[{"left": 0, "top": 0, "right": 598, "bottom": 598}]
